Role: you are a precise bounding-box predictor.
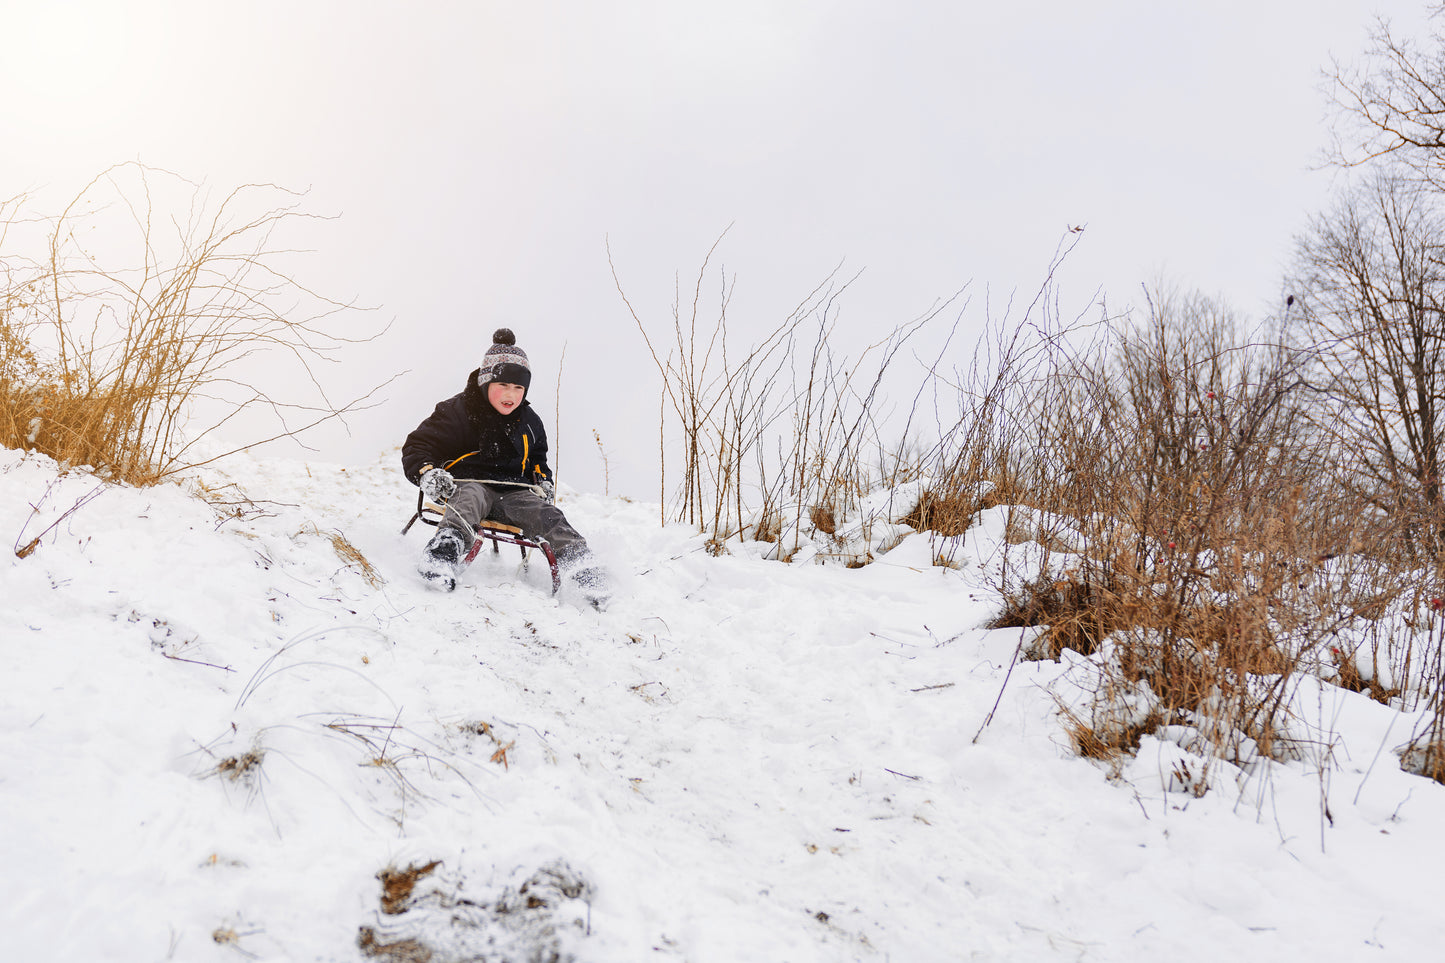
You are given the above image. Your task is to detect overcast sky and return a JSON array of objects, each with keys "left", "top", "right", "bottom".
[{"left": 0, "top": 1, "right": 1434, "bottom": 498}]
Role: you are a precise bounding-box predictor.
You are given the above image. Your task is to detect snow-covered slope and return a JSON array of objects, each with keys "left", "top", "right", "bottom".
[{"left": 2, "top": 447, "right": 1442, "bottom": 962}]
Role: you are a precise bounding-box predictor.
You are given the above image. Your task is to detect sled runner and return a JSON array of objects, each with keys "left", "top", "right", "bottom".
[{"left": 401, "top": 489, "right": 562, "bottom": 594}]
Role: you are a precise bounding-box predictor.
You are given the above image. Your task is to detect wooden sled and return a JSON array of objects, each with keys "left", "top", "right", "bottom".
[{"left": 401, "top": 489, "right": 561, "bottom": 594}]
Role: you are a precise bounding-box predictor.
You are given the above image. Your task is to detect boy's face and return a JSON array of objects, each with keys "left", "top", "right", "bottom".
[{"left": 487, "top": 381, "right": 526, "bottom": 416}]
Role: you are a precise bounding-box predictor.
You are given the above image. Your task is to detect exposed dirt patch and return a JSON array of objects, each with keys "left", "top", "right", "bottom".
[
  {"left": 359, "top": 858, "right": 594, "bottom": 963},
  {"left": 379, "top": 860, "right": 441, "bottom": 916}
]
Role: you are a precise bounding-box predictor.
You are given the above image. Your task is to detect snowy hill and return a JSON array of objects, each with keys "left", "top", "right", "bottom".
[{"left": 2, "top": 447, "right": 1442, "bottom": 962}]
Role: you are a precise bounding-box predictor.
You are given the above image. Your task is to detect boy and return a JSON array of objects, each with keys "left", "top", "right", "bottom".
[{"left": 401, "top": 328, "right": 608, "bottom": 605}]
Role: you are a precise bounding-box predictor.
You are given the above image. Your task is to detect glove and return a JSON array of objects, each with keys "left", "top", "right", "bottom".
[
  {"left": 419, "top": 467, "right": 457, "bottom": 502},
  {"left": 539, "top": 479, "right": 556, "bottom": 505}
]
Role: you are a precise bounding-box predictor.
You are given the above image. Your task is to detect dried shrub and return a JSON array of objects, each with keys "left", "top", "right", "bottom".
[
  {"left": 974, "top": 286, "right": 1391, "bottom": 775},
  {"left": 0, "top": 164, "right": 387, "bottom": 485}
]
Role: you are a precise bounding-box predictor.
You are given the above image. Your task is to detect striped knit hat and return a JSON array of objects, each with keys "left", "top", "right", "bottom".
[{"left": 477, "top": 328, "right": 531, "bottom": 392}]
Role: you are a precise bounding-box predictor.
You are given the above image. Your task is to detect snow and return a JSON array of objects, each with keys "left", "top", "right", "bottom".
[{"left": 2, "top": 446, "right": 1443, "bottom": 962}]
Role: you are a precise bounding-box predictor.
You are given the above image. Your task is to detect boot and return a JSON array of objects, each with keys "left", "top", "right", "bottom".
[
  {"left": 572, "top": 564, "right": 611, "bottom": 610},
  {"left": 419, "top": 529, "right": 466, "bottom": 591}
]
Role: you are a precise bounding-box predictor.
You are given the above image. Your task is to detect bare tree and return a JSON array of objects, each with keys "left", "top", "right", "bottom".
[
  {"left": 1327, "top": 5, "right": 1445, "bottom": 185},
  {"left": 1292, "top": 172, "right": 1445, "bottom": 549}
]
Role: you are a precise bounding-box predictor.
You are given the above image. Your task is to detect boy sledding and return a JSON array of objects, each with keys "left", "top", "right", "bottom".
[{"left": 401, "top": 328, "right": 609, "bottom": 607}]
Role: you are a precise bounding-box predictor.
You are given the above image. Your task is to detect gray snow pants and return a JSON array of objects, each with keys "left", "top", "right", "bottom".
[{"left": 438, "top": 481, "right": 591, "bottom": 566}]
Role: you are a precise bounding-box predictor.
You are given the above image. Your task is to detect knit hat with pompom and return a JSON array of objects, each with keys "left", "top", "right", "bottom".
[{"left": 477, "top": 328, "right": 531, "bottom": 392}]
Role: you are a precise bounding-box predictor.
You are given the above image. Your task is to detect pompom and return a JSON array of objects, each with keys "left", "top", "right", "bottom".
[{"left": 492, "top": 328, "right": 516, "bottom": 346}]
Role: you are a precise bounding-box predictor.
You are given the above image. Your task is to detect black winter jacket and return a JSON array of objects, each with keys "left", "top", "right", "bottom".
[{"left": 401, "top": 369, "right": 553, "bottom": 488}]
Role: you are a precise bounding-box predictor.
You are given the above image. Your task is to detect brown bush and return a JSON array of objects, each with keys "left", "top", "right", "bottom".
[
  {"left": 970, "top": 287, "right": 1398, "bottom": 772},
  {"left": 0, "top": 164, "right": 386, "bottom": 485}
]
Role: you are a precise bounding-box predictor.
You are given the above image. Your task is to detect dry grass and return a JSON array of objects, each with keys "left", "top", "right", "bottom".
[
  {"left": 215, "top": 748, "right": 264, "bottom": 782},
  {"left": 990, "top": 573, "right": 1129, "bottom": 660},
  {"left": 453, "top": 719, "right": 520, "bottom": 770},
  {"left": 900, "top": 483, "right": 1002, "bottom": 538},
  {"left": 304, "top": 523, "right": 384, "bottom": 588},
  {"left": 0, "top": 164, "right": 387, "bottom": 486},
  {"left": 610, "top": 230, "right": 949, "bottom": 553},
  {"left": 1061, "top": 702, "right": 1166, "bottom": 762},
  {"left": 322, "top": 715, "right": 435, "bottom": 803}
]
